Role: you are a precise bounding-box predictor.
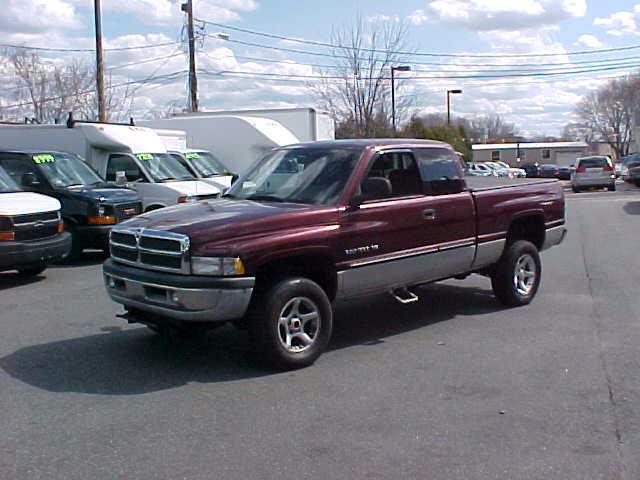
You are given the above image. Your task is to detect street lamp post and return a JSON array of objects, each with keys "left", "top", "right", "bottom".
[
  {"left": 391, "top": 65, "right": 411, "bottom": 133},
  {"left": 447, "top": 89, "right": 462, "bottom": 125}
]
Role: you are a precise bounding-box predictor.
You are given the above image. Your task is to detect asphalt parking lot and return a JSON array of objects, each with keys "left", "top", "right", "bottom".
[{"left": 1, "top": 183, "right": 639, "bottom": 480}]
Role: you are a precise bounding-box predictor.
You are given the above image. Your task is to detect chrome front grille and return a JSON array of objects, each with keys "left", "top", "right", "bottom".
[
  {"left": 109, "top": 227, "right": 190, "bottom": 274},
  {"left": 13, "top": 211, "right": 61, "bottom": 242}
]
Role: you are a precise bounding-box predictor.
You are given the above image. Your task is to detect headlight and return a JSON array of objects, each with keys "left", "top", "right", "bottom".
[
  {"left": 191, "top": 257, "right": 245, "bottom": 276},
  {"left": 88, "top": 204, "right": 117, "bottom": 225}
]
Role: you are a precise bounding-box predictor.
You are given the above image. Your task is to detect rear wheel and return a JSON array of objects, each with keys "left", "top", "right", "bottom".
[
  {"left": 608, "top": 183, "right": 616, "bottom": 192},
  {"left": 491, "top": 240, "right": 541, "bottom": 307},
  {"left": 17, "top": 265, "right": 46, "bottom": 276},
  {"left": 248, "top": 277, "right": 333, "bottom": 370},
  {"left": 572, "top": 186, "right": 580, "bottom": 193}
]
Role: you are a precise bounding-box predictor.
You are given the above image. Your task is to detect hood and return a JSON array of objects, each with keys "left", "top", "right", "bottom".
[
  {"left": 65, "top": 185, "right": 141, "bottom": 204},
  {"left": 160, "top": 180, "right": 222, "bottom": 196},
  {"left": 0, "top": 192, "right": 61, "bottom": 215},
  {"left": 119, "top": 198, "right": 325, "bottom": 249}
]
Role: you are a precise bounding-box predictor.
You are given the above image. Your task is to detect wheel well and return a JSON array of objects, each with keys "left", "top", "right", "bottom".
[
  {"left": 506, "top": 215, "right": 545, "bottom": 250},
  {"left": 254, "top": 255, "right": 338, "bottom": 301}
]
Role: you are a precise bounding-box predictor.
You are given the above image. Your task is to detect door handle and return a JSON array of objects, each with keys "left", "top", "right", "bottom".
[{"left": 423, "top": 208, "right": 436, "bottom": 220}]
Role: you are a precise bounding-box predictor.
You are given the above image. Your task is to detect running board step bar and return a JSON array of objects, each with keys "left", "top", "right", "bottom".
[{"left": 390, "top": 287, "right": 419, "bottom": 304}]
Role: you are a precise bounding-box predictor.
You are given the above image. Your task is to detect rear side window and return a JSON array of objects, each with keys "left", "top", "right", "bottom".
[
  {"left": 578, "top": 157, "right": 608, "bottom": 168},
  {"left": 414, "top": 148, "right": 464, "bottom": 195}
]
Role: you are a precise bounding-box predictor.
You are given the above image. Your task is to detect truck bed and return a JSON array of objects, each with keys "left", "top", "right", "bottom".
[{"left": 466, "top": 176, "right": 559, "bottom": 192}]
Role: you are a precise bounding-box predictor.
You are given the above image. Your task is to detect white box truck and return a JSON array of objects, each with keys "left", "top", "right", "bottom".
[
  {"left": 140, "top": 115, "right": 301, "bottom": 174},
  {"left": 0, "top": 118, "right": 221, "bottom": 212}
]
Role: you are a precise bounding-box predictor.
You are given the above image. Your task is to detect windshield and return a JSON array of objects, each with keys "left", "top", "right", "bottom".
[
  {"left": 225, "top": 147, "right": 362, "bottom": 205},
  {"left": 33, "top": 152, "right": 103, "bottom": 188},
  {"left": 136, "top": 153, "right": 195, "bottom": 182},
  {"left": 0, "top": 166, "right": 20, "bottom": 193},
  {"left": 185, "top": 151, "right": 230, "bottom": 177}
]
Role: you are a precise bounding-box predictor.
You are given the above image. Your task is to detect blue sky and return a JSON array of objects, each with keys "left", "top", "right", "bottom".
[{"left": 1, "top": 1, "right": 640, "bottom": 136}]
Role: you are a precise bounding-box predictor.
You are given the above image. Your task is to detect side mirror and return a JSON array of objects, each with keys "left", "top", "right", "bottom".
[
  {"left": 115, "top": 171, "right": 128, "bottom": 186},
  {"left": 361, "top": 177, "right": 392, "bottom": 201},
  {"left": 21, "top": 172, "right": 40, "bottom": 188}
]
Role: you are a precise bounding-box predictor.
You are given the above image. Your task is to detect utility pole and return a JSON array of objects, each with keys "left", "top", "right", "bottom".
[
  {"left": 446, "top": 89, "right": 462, "bottom": 125},
  {"left": 94, "top": 0, "right": 106, "bottom": 121},
  {"left": 182, "top": 0, "right": 198, "bottom": 112},
  {"left": 391, "top": 65, "right": 410, "bottom": 133}
]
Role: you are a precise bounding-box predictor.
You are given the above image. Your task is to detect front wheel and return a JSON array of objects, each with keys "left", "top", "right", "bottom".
[
  {"left": 491, "top": 240, "right": 541, "bottom": 307},
  {"left": 248, "top": 277, "right": 333, "bottom": 370},
  {"left": 608, "top": 183, "right": 616, "bottom": 192}
]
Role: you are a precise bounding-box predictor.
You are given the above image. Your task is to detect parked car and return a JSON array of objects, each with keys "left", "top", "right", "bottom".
[
  {"left": 571, "top": 156, "right": 616, "bottom": 193},
  {"left": 621, "top": 153, "right": 640, "bottom": 182},
  {"left": 0, "top": 150, "right": 142, "bottom": 257},
  {"left": 484, "top": 162, "right": 511, "bottom": 177},
  {"left": 0, "top": 165, "right": 71, "bottom": 275},
  {"left": 539, "top": 164, "right": 560, "bottom": 178},
  {"left": 495, "top": 161, "right": 527, "bottom": 178},
  {"left": 557, "top": 166, "right": 572, "bottom": 180},
  {"left": 104, "top": 139, "right": 566, "bottom": 369},
  {"left": 626, "top": 164, "right": 640, "bottom": 187},
  {"left": 522, "top": 164, "right": 541, "bottom": 178},
  {"left": 466, "top": 163, "right": 493, "bottom": 176}
]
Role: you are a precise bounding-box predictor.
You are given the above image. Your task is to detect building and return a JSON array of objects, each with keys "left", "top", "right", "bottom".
[{"left": 472, "top": 141, "right": 589, "bottom": 167}]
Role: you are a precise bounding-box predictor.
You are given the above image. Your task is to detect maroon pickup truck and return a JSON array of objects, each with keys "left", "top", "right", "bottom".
[{"left": 103, "top": 139, "right": 566, "bottom": 368}]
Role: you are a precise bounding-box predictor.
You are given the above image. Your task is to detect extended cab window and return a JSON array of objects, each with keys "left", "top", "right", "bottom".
[
  {"left": 107, "top": 154, "right": 143, "bottom": 182},
  {"left": 364, "top": 152, "right": 423, "bottom": 200},
  {"left": 414, "top": 148, "right": 465, "bottom": 195}
]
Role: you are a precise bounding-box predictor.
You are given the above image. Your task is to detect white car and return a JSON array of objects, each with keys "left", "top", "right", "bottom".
[
  {"left": 467, "top": 163, "right": 495, "bottom": 176},
  {"left": 495, "top": 161, "right": 527, "bottom": 178}
]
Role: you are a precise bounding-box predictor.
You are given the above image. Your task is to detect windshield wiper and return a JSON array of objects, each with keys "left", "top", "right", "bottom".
[{"left": 247, "top": 194, "right": 284, "bottom": 202}]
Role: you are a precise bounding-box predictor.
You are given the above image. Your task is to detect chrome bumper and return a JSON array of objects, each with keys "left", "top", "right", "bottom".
[
  {"left": 542, "top": 225, "right": 567, "bottom": 251},
  {"left": 103, "top": 259, "right": 254, "bottom": 322}
]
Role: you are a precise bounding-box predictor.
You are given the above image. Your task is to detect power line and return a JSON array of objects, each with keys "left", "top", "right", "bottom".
[
  {"left": 1, "top": 71, "right": 188, "bottom": 110},
  {"left": 199, "top": 18, "right": 640, "bottom": 59},
  {"left": 0, "top": 38, "right": 182, "bottom": 53}
]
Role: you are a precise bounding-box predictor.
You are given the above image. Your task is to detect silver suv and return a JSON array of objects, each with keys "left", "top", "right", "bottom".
[{"left": 571, "top": 156, "right": 615, "bottom": 193}]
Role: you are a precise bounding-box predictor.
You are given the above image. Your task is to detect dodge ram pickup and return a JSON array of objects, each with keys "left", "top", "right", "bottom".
[{"left": 103, "top": 139, "right": 566, "bottom": 369}]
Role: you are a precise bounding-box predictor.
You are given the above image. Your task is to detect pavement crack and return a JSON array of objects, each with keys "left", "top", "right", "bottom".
[{"left": 578, "top": 215, "right": 626, "bottom": 473}]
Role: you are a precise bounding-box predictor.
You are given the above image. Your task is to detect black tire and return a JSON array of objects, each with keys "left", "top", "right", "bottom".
[
  {"left": 17, "top": 265, "right": 46, "bottom": 276},
  {"left": 572, "top": 186, "right": 580, "bottom": 193},
  {"left": 248, "top": 277, "right": 333, "bottom": 370},
  {"left": 608, "top": 183, "right": 616, "bottom": 192},
  {"left": 491, "top": 240, "right": 542, "bottom": 307}
]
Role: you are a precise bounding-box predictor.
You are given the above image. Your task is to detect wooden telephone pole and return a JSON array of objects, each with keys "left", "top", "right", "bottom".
[
  {"left": 94, "top": 0, "right": 106, "bottom": 121},
  {"left": 182, "top": 0, "right": 198, "bottom": 112}
]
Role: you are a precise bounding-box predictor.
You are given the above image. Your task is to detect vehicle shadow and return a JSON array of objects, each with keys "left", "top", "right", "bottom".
[
  {"left": 623, "top": 201, "right": 640, "bottom": 215},
  {"left": 0, "top": 272, "right": 46, "bottom": 291},
  {"left": 0, "top": 282, "right": 502, "bottom": 396},
  {"left": 51, "top": 250, "right": 108, "bottom": 269}
]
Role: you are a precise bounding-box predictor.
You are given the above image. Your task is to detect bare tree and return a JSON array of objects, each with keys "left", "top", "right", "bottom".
[
  {"left": 463, "top": 114, "right": 520, "bottom": 143},
  {"left": 575, "top": 74, "right": 640, "bottom": 159},
  {"left": 4, "top": 48, "right": 135, "bottom": 124},
  {"left": 308, "top": 16, "right": 414, "bottom": 138}
]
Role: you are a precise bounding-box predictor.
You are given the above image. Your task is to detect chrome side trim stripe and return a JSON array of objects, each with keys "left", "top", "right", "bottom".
[{"left": 348, "top": 238, "right": 475, "bottom": 268}]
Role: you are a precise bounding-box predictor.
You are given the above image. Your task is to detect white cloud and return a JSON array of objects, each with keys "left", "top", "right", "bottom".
[
  {"left": 0, "top": 0, "right": 82, "bottom": 34},
  {"left": 574, "top": 34, "right": 603, "bottom": 49},
  {"left": 407, "top": 10, "right": 429, "bottom": 25},
  {"left": 365, "top": 14, "right": 400, "bottom": 23},
  {"left": 420, "top": 0, "right": 586, "bottom": 31},
  {"left": 593, "top": 5, "right": 640, "bottom": 36}
]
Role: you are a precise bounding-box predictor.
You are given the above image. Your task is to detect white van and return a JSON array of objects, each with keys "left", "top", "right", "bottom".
[
  {"left": 0, "top": 118, "right": 221, "bottom": 212},
  {"left": 0, "top": 167, "right": 71, "bottom": 275}
]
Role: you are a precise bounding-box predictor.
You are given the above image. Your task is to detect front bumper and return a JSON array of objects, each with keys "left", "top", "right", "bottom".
[
  {"left": 0, "top": 232, "right": 72, "bottom": 271},
  {"left": 75, "top": 225, "right": 114, "bottom": 249},
  {"left": 103, "top": 259, "right": 255, "bottom": 322}
]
